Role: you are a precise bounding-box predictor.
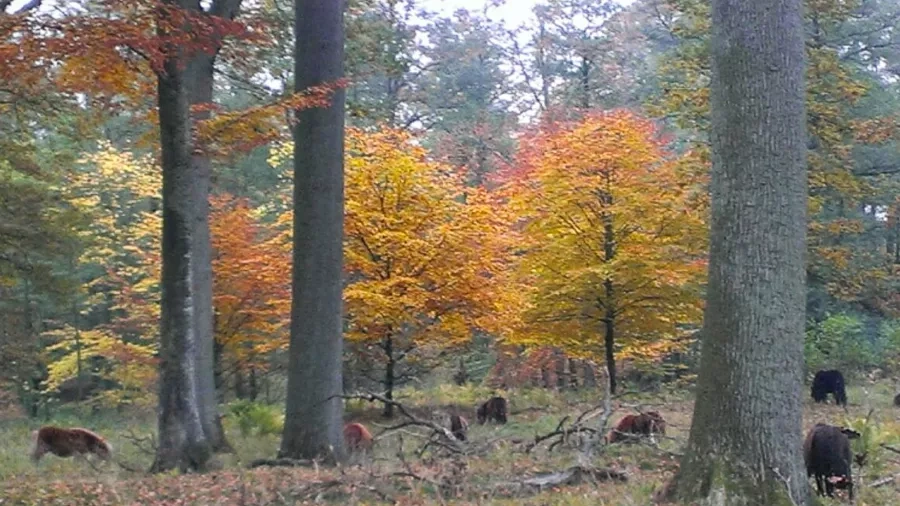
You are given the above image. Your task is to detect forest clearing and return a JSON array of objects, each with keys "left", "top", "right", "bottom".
[
  {"left": 1, "top": 0, "right": 899, "bottom": 503},
  {"left": 3, "top": 379, "right": 900, "bottom": 505}
]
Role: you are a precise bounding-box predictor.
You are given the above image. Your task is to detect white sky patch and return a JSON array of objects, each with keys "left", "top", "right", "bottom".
[{"left": 421, "top": 0, "right": 636, "bottom": 30}]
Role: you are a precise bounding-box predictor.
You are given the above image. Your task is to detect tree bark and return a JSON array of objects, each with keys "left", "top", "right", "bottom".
[
  {"left": 582, "top": 359, "right": 597, "bottom": 389},
  {"left": 185, "top": 50, "right": 231, "bottom": 453},
  {"left": 151, "top": 35, "right": 213, "bottom": 471},
  {"left": 383, "top": 336, "right": 395, "bottom": 418},
  {"left": 667, "top": 0, "right": 810, "bottom": 503},
  {"left": 278, "top": 0, "right": 346, "bottom": 463}
]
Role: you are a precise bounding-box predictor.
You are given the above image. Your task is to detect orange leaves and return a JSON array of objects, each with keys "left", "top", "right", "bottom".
[
  {"left": 211, "top": 194, "right": 291, "bottom": 365},
  {"left": 194, "top": 80, "right": 347, "bottom": 157},
  {"left": 501, "top": 110, "right": 708, "bottom": 361}
]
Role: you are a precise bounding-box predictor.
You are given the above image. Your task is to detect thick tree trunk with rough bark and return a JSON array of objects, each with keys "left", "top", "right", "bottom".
[
  {"left": 278, "top": 0, "right": 346, "bottom": 463},
  {"left": 151, "top": 0, "right": 243, "bottom": 471},
  {"left": 666, "top": 0, "right": 810, "bottom": 504},
  {"left": 151, "top": 44, "right": 214, "bottom": 472}
]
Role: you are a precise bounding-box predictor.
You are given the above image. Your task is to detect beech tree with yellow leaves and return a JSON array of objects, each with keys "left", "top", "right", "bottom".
[
  {"left": 502, "top": 110, "right": 708, "bottom": 394},
  {"left": 343, "top": 127, "right": 512, "bottom": 417}
]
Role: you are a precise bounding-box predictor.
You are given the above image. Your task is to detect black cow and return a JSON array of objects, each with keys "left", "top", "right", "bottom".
[
  {"left": 811, "top": 369, "right": 848, "bottom": 407},
  {"left": 476, "top": 396, "right": 507, "bottom": 424},
  {"left": 803, "top": 423, "right": 860, "bottom": 500}
]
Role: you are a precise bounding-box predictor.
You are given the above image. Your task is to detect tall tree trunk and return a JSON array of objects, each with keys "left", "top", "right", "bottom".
[
  {"left": 186, "top": 51, "right": 230, "bottom": 452},
  {"left": 151, "top": 36, "right": 213, "bottom": 471},
  {"left": 554, "top": 349, "right": 566, "bottom": 390},
  {"left": 278, "top": 0, "right": 346, "bottom": 463},
  {"left": 582, "top": 360, "right": 597, "bottom": 389},
  {"left": 666, "top": 0, "right": 810, "bottom": 503},
  {"left": 568, "top": 357, "right": 579, "bottom": 390},
  {"left": 383, "top": 335, "right": 395, "bottom": 418},
  {"left": 603, "top": 306, "right": 616, "bottom": 396}
]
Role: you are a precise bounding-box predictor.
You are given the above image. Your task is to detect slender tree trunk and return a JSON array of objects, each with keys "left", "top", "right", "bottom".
[
  {"left": 582, "top": 360, "right": 597, "bottom": 389},
  {"left": 603, "top": 306, "right": 616, "bottom": 396},
  {"left": 249, "top": 365, "right": 258, "bottom": 402},
  {"left": 666, "top": 0, "right": 810, "bottom": 503},
  {"left": 151, "top": 35, "right": 213, "bottom": 471},
  {"left": 568, "top": 358, "right": 579, "bottom": 390},
  {"left": 383, "top": 336, "right": 395, "bottom": 418},
  {"left": 279, "top": 0, "right": 346, "bottom": 463},
  {"left": 185, "top": 51, "right": 230, "bottom": 453},
  {"left": 554, "top": 349, "right": 567, "bottom": 390}
]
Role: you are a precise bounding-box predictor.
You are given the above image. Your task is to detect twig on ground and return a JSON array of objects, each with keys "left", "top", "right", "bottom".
[
  {"left": 491, "top": 465, "right": 628, "bottom": 497},
  {"left": 122, "top": 429, "right": 157, "bottom": 455},
  {"left": 525, "top": 373, "right": 615, "bottom": 456},
  {"left": 248, "top": 457, "right": 316, "bottom": 468},
  {"left": 336, "top": 392, "right": 463, "bottom": 453},
  {"left": 871, "top": 473, "right": 900, "bottom": 488}
]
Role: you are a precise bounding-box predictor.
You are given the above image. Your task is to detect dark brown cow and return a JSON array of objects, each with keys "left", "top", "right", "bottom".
[
  {"left": 803, "top": 423, "right": 860, "bottom": 500},
  {"left": 476, "top": 396, "right": 508, "bottom": 424},
  {"left": 605, "top": 411, "right": 667, "bottom": 443},
  {"left": 450, "top": 414, "right": 469, "bottom": 441},
  {"left": 32, "top": 426, "right": 112, "bottom": 463}
]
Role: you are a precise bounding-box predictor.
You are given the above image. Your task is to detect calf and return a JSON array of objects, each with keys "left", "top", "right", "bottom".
[
  {"left": 32, "top": 426, "right": 112, "bottom": 463},
  {"left": 476, "top": 396, "right": 508, "bottom": 424},
  {"left": 803, "top": 423, "right": 860, "bottom": 500},
  {"left": 449, "top": 414, "right": 469, "bottom": 441},
  {"left": 343, "top": 422, "right": 374, "bottom": 455},
  {"left": 605, "top": 411, "right": 667, "bottom": 443},
  {"left": 811, "top": 369, "right": 848, "bottom": 407}
]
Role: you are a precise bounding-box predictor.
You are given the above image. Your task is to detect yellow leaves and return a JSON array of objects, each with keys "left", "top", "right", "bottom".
[
  {"left": 41, "top": 325, "right": 157, "bottom": 407},
  {"left": 335, "top": 127, "right": 512, "bottom": 353},
  {"left": 502, "top": 111, "right": 708, "bottom": 363}
]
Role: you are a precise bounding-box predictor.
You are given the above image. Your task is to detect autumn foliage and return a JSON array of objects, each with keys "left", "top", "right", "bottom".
[
  {"left": 499, "top": 110, "right": 708, "bottom": 393},
  {"left": 341, "top": 127, "right": 514, "bottom": 413}
]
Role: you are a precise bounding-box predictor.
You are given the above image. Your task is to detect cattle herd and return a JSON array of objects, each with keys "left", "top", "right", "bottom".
[{"left": 27, "top": 368, "right": 888, "bottom": 501}]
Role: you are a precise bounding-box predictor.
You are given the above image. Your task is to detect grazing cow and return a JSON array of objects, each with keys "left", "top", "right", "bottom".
[
  {"left": 811, "top": 369, "right": 848, "bottom": 407},
  {"left": 893, "top": 392, "right": 900, "bottom": 407},
  {"left": 343, "top": 422, "right": 374, "bottom": 455},
  {"left": 449, "top": 414, "right": 468, "bottom": 441},
  {"left": 476, "top": 396, "right": 508, "bottom": 424},
  {"left": 605, "top": 411, "right": 667, "bottom": 443},
  {"left": 803, "top": 423, "right": 860, "bottom": 500},
  {"left": 31, "top": 426, "right": 112, "bottom": 464}
]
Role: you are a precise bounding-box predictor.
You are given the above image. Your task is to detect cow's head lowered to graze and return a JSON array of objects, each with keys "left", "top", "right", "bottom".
[
  {"left": 31, "top": 426, "right": 112, "bottom": 464},
  {"left": 476, "top": 396, "right": 507, "bottom": 424},
  {"left": 803, "top": 423, "right": 860, "bottom": 501},
  {"left": 605, "top": 411, "right": 667, "bottom": 444},
  {"left": 811, "top": 369, "right": 848, "bottom": 408}
]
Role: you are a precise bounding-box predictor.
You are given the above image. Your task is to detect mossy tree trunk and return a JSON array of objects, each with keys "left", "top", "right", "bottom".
[{"left": 667, "top": 0, "right": 811, "bottom": 503}]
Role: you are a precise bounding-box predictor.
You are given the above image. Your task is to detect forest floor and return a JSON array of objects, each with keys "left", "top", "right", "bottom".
[{"left": 1, "top": 380, "right": 899, "bottom": 505}]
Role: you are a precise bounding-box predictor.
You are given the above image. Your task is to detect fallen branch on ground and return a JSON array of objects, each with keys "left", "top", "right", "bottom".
[
  {"left": 336, "top": 392, "right": 463, "bottom": 453},
  {"left": 248, "top": 457, "right": 316, "bottom": 468},
  {"left": 871, "top": 473, "right": 900, "bottom": 488},
  {"left": 492, "top": 465, "right": 628, "bottom": 496},
  {"left": 122, "top": 429, "right": 156, "bottom": 455}
]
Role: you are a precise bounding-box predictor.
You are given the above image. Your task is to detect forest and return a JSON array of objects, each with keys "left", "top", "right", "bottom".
[{"left": 1, "top": 0, "right": 899, "bottom": 504}]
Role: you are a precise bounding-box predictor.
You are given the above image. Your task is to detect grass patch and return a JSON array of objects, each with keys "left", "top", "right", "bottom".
[{"left": 0, "top": 381, "right": 899, "bottom": 504}]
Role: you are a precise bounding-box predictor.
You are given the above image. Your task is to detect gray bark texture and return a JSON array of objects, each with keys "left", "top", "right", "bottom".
[
  {"left": 667, "top": 0, "right": 811, "bottom": 504},
  {"left": 151, "top": 0, "right": 242, "bottom": 471},
  {"left": 151, "top": 28, "right": 213, "bottom": 472},
  {"left": 278, "top": 0, "right": 346, "bottom": 463},
  {"left": 185, "top": 0, "right": 243, "bottom": 455}
]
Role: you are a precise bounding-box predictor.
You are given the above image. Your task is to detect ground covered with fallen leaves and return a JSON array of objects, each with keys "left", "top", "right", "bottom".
[{"left": 1, "top": 382, "right": 899, "bottom": 505}]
